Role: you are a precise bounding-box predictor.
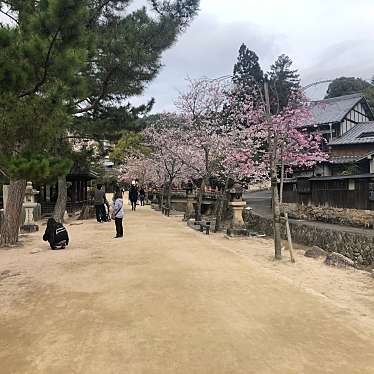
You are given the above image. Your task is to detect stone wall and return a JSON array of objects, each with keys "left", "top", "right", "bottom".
[
  {"left": 282, "top": 203, "right": 374, "bottom": 229},
  {"left": 244, "top": 210, "right": 374, "bottom": 267}
]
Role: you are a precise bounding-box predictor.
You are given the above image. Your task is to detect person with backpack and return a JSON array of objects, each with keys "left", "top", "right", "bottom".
[
  {"left": 112, "top": 190, "right": 124, "bottom": 238},
  {"left": 43, "top": 218, "right": 69, "bottom": 250},
  {"left": 129, "top": 181, "right": 138, "bottom": 211}
]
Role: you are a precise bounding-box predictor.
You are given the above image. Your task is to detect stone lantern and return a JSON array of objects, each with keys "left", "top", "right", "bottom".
[
  {"left": 227, "top": 183, "right": 247, "bottom": 236},
  {"left": 184, "top": 190, "right": 196, "bottom": 221},
  {"left": 21, "top": 181, "right": 39, "bottom": 233}
]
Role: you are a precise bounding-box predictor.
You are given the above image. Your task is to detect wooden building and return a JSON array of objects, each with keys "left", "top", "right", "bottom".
[
  {"left": 37, "top": 162, "right": 98, "bottom": 215},
  {"left": 282, "top": 94, "right": 374, "bottom": 210},
  {"left": 304, "top": 93, "right": 373, "bottom": 144}
]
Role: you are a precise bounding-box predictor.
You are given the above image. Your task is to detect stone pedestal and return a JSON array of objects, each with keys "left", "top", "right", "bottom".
[
  {"left": 184, "top": 193, "right": 195, "bottom": 220},
  {"left": 227, "top": 201, "right": 247, "bottom": 236}
]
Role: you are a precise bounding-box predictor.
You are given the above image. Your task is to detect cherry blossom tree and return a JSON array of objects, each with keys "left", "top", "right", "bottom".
[
  {"left": 230, "top": 87, "right": 328, "bottom": 259},
  {"left": 175, "top": 79, "right": 240, "bottom": 221},
  {"left": 143, "top": 116, "right": 197, "bottom": 210}
]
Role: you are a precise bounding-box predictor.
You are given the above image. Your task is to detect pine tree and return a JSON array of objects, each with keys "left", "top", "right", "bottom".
[
  {"left": 0, "top": 0, "right": 88, "bottom": 245},
  {"left": 268, "top": 54, "right": 300, "bottom": 113},
  {"left": 233, "top": 44, "right": 264, "bottom": 88},
  {"left": 0, "top": 0, "right": 200, "bottom": 245}
]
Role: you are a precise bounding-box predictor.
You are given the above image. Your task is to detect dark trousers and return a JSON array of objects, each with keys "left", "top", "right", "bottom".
[
  {"left": 140, "top": 196, "right": 145, "bottom": 206},
  {"left": 131, "top": 201, "right": 137, "bottom": 211},
  {"left": 115, "top": 218, "right": 123, "bottom": 237},
  {"left": 95, "top": 204, "right": 107, "bottom": 222}
]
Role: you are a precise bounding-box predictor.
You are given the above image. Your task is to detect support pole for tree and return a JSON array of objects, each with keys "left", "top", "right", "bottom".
[
  {"left": 279, "top": 160, "right": 285, "bottom": 204},
  {"left": 284, "top": 213, "right": 295, "bottom": 263}
]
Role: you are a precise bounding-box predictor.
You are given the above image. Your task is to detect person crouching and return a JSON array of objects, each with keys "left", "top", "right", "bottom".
[{"left": 43, "top": 218, "right": 69, "bottom": 250}]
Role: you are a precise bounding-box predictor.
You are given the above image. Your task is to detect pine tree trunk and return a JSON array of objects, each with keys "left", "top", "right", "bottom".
[
  {"left": 0, "top": 179, "right": 27, "bottom": 247},
  {"left": 53, "top": 176, "right": 67, "bottom": 223}
]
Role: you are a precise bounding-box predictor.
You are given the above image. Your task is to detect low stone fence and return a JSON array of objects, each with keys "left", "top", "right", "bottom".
[{"left": 244, "top": 210, "right": 374, "bottom": 267}]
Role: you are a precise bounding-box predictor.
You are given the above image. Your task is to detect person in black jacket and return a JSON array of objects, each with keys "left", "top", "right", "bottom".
[
  {"left": 43, "top": 218, "right": 69, "bottom": 250},
  {"left": 129, "top": 182, "right": 139, "bottom": 211},
  {"left": 139, "top": 187, "right": 145, "bottom": 206}
]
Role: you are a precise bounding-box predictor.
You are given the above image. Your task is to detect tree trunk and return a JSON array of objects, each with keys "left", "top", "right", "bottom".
[
  {"left": 271, "top": 165, "right": 282, "bottom": 260},
  {"left": 166, "top": 182, "right": 172, "bottom": 210},
  {"left": 264, "top": 81, "right": 282, "bottom": 260},
  {"left": 160, "top": 183, "right": 166, "bottom": 209},
  {"left": 0, "top": 179, "right": 27, "bottom": 247},
  {"left": 214, "top": 177, "right": 230, "bottom": 232},
  {"left": 196, "top": 177, "right": 207, "bottom": 222},
  {"left": 53, "top": 175, "right": 67, "bottom": 223}
]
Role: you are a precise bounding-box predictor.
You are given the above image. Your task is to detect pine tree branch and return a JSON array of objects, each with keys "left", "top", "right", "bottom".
[
  {"left": 74, "top": 68, "right": 115, "bottom": 114},
  {"left": 0, "top": 166, "right": 9, "bottom": 177},
  {"left": 0, "top": 7, "right": 18, "bottom": 25},
  {"left": 18, "top": 27, "right": 61, "bottom": 98},
  {"left": 89, "top": 0, "right": 112, "bottom": 25}
]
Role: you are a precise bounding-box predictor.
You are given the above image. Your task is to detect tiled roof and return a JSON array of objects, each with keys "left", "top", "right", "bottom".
[
  {"left": 308, "top": 93, "right": 364, "bottom": 126},
  {"left": 328, "top": 156, "right": 362, "bottom": 164},
  {"left": 329, "top": 122, "right": 374, "bottom": 145}
]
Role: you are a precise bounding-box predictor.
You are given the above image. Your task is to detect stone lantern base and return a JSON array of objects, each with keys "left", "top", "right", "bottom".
[
  {"left": 183, "top": 193, "right": 196, "bottom": 221},
  {"left": 227, "top": 201, "right": 248, "bottom": 237},
  {"left": 21, "top": 224, "right": 39, "bottom": 233}
]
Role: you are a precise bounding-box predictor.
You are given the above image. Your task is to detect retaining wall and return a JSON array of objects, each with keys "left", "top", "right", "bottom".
[{"left": 244, "top": 211, "right": 374, "bottom": 266}]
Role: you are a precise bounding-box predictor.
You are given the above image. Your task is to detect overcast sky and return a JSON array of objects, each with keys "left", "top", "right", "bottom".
[{"left": 131, "top": 0, "right": 374, "bottom": 112}]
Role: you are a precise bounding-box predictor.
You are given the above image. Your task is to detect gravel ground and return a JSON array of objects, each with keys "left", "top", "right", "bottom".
[{"left": 0, "top": 205, "right": 374, "bottom": 374}]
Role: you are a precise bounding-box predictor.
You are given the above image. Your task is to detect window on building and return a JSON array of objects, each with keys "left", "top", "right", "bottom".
[{"left": 358, "top": 132, "right": 374, "bottom": 139}]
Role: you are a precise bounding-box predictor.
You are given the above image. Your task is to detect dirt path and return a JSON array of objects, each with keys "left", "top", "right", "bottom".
[{"left": 1, "top": 205, "right": 374, "bottom": 374}]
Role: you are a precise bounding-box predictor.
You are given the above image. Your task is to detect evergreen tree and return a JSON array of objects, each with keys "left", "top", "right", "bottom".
[
  {"left": 0, "top": 0, "right": 200, "bottom": 245},
  {"left": 326, "top": 76, "right": 374, "bottom": 112},
  {"left": 233, "top": 44, "right": 264, "bottom": 89},
  {"left": 229, "top": 45, "right": 264, "bottom": 126},
  {"left": 268, "top": 54, "right": 300, "bottom": 113},
  {"left": 325, "top": 77, "right": 371, "bottom": 99},
  {"left": 0, "top": 0, "right": 89, "bottom": 245}
]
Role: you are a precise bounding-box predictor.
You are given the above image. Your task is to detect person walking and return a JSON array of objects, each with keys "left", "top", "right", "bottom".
[
  {"left": 112, "top": 191, "right": 124, "bottom": 238},
  {"left": 94, "top": 184, "right": 108, "bottom": 222},
  {"left": 129, "top": 181, "right": 138, "bottom": 211},
  {"left": 139, "top": 187, "right": 145, "bottom": 206}
]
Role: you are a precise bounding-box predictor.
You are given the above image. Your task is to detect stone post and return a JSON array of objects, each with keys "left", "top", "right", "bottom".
[
  {"left": 21, "top": 181, "right": 39, "bottom": 233},
  {"left": 184, "top": 192, "right": 195, "bottom": 220},
  {"left": 227, "top": 183, "right": 248, "bottom": 237},
  {"left": 3, "top": 185, "right": 9, "bottom": 211},
  {"left": 151, "top": 191, "right": 160, "bottom": 210}
]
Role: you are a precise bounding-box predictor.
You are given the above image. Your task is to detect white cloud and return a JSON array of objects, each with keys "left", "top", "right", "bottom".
[{"left": 132, "top": 0, "right": 374, "bottom": 111}]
